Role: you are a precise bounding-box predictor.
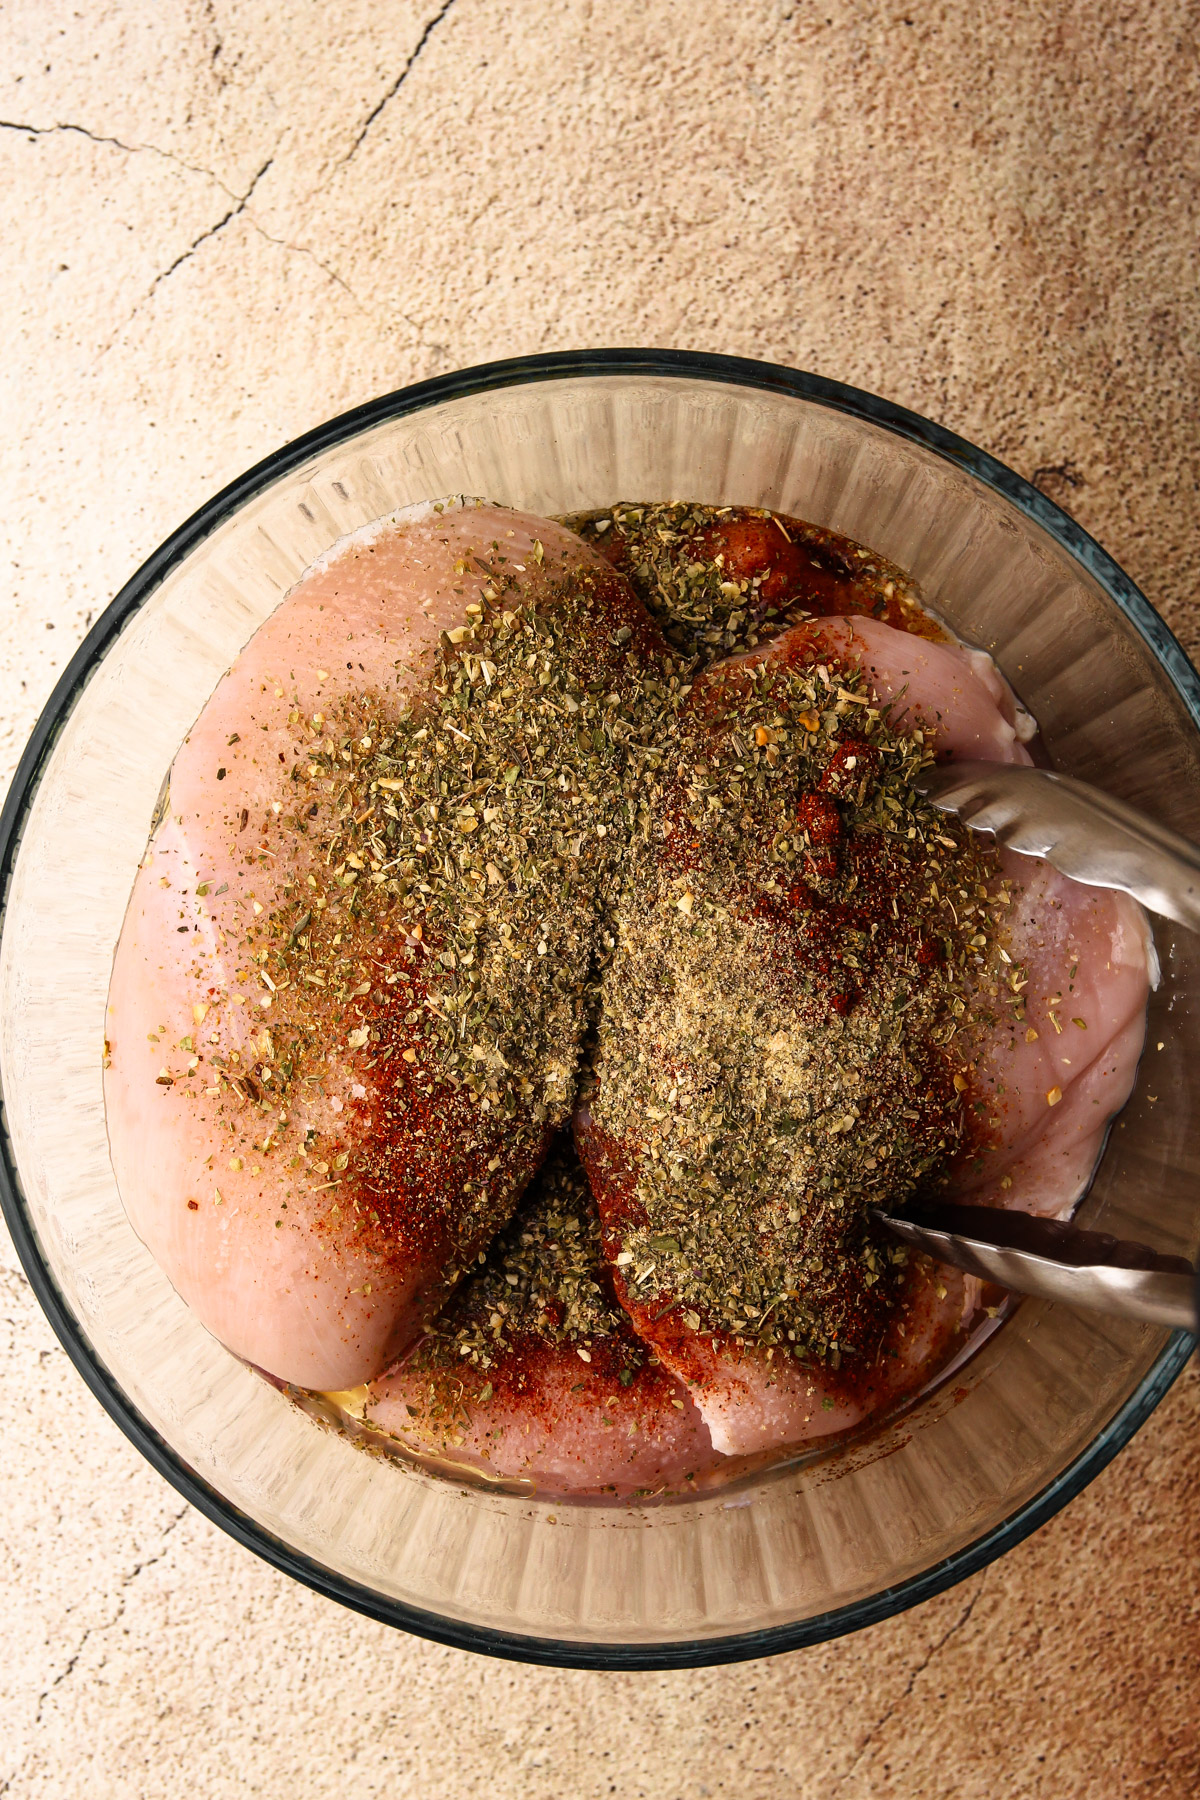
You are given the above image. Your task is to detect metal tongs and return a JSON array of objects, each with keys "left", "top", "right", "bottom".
[{"left": 873, "top": 761, "right": 1200, "bottom": 1333}]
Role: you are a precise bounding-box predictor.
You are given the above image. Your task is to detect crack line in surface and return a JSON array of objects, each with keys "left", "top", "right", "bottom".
[
  {"left": 10, "top": 112, "right": 374, "bottom": 338},
  {"left": 833, "top": 1577, "right": 986, "bottom": 1791},
  {"left": 395, "top": 306, "right": 450, "bottom": 357},
  {"left": 246, "top": 222, "right": 359, "bottom": 301},
  {"left": 339, "top": 0, "right": 459, "bottom": 167},
  {"left": 0, "top": 117, "right": 238, "bottom": 197},
  {"left": 32, "top": 1505, "right": 188, "bottom": 1723},
  {"left": 94, "top": 157, "right": 273, "bottom": 360}
]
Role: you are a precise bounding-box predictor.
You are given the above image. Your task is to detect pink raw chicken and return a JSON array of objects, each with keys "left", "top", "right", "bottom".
[
  {"left": 369, "top": 1345, "right": 716, "bottom": 1495},
  {"left": 107, "top": 496, "right": 1153, "bottom": 1480},
  {"left": 105, "top": 499, "right": 657, "bottom": 1390},
  {"left": 574, "top": 1113, "right": 977, "bottom": 1458},
  {"left": 798, "top": 613, "right": 1039, "bottom": 767},
  {"left": 576, "top": 614, "right": 1152, "bottom": 1457},
  {"left": 364, "top": 1143, "right": 720, "bottom": 1495},
  {"left": 763, "top": 614, "right": 1152, "bottom": 1217}
]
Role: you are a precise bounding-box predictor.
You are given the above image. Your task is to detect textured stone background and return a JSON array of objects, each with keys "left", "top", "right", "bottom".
[{"left": 2, "top": 2, "right": 1199, "bottom": 1795}]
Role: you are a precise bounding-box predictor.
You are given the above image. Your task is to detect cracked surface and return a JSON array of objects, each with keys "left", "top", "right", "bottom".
[
  {"left": 95, "top": 157, "right": 276, "bottom": 358},
  {"left": 2, "top": 2, "right": 1199, "bottom": 1795},
  {"left": 339, "top": 0, "right": 459, "bottom": 168}
]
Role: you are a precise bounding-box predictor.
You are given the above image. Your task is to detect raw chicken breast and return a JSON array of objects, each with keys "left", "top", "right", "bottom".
[
  {"left": 748, "top": 615, "right": 1150, "bottom": 1211},
  {"left": 107, "top": 475, "right": 1153, "bottom": 1481},
  {"left": 748, "top": 612, "right": 1036, "bottom": 766},
  {"left": 364, "top": 1139, "right": 719, "bottom": 1494},
  {"left": 952, "top": 857, "right": 1152, "bottom": 1216},
  {"left": 576, "top": 1111, "right": 976, "bottom": 1456},
  {"left": 105, "top": 499, "right": 661, "bottom": 1390},
  {"left": 575, "top": 613, "right": 1151, "bottom": 1457}
]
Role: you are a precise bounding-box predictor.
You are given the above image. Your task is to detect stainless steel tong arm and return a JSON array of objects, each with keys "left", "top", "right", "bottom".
[
  {"left": 915, "top": 760, "right": 1200, "bottom": 932},
  {"left": 881, "top": 761, "right": 1200, "bottom": 1328}
]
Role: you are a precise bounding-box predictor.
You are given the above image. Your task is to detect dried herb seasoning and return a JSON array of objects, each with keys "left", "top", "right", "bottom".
[
  {"left": 204, "top": 500, "right": 1016, "bottom": 1384},
  {"left": 402, "top": 1134, "right": 642, "bottom": 1386},
  {"left": 562, "top": 501, "right": 941, "bottom": 661},
  {"left": 209, "top": 536, "right": 674, "bottom": 1303},
  {"left": 582, "top": 631, "right": 1018, "bottom": 1368}
]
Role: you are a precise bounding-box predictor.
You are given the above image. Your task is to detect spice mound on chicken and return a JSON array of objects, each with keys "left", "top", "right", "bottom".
[{"left": 105, "top": 496, "right": 1152, "bottom": 1497}]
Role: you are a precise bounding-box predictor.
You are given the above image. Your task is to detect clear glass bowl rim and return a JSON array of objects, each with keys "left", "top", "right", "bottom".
[{"left": 0, "top": 347, "right": 1194, "bottom": 1670}]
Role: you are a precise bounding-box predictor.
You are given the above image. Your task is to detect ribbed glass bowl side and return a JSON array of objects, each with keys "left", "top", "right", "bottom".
[{"left": 1, "top": 354, "right": 1196, "bottom": 1667}]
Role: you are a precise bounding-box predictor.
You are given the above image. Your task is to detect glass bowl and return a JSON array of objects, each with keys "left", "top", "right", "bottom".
[{"left": 2, "top": 351, "right": 1196, "bottom": 1670}]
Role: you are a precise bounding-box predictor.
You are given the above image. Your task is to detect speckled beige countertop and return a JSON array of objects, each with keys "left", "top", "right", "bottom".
[{"left": 3, "top": 4, "right": 1199, "bottom": 1795}]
